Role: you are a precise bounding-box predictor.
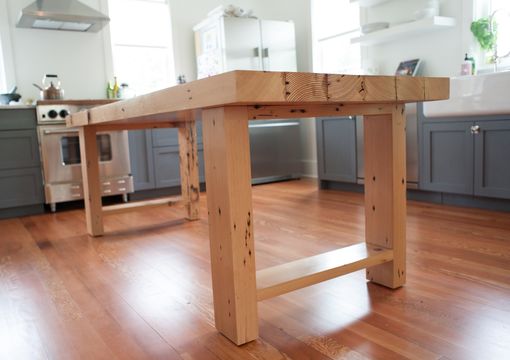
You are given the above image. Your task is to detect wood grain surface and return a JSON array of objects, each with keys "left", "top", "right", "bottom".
[
  {"left": 68, "top": 71, "right": 449, "bottom": 127},
  {"left": 1, "top": 179, "right": 509, "bottom": 359}
]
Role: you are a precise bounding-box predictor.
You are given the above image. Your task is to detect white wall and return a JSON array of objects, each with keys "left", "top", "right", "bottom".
[{"left": 362, "top": 0, "right": 474, "bottom": 76}]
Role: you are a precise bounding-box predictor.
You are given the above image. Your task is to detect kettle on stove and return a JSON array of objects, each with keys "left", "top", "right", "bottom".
[{"left": 33, "top": 74, "right": 64, "bottom": 100}]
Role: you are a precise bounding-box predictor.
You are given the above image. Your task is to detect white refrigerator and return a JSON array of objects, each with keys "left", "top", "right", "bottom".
[{"left": 194, "top": 16, "right": 297, "bottom": 77}]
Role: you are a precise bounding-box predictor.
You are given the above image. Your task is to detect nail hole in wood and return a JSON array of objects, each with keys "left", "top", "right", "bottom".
[{"left": 372, "top": 205, "right": 375, "bottom": 211}]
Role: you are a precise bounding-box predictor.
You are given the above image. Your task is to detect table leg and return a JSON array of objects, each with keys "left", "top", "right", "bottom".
[
  {"left": 178, "top": 119, "right": 200, "bottom": 220},
  {"left": 79, "top": 126, "right": 104, "bottom": 236},
  {"left": 364, "top": 104, "right": 406, "bottom": 288},
  {"left": 202, "top": 106, "right": 258, "bottom": 345}
]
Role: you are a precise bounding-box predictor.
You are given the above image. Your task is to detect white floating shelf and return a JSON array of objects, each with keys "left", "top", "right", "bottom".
[
  {"left": 350, "top": 0, "right": 393, "bottom": 7},
  {"left": 352, "top": 16, "right": 456, "bottom": 46}
]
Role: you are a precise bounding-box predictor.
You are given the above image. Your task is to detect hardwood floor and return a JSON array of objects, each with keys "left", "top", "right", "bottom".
[{"left": 1, "top": 179, "right": 509, "bottom": 359}]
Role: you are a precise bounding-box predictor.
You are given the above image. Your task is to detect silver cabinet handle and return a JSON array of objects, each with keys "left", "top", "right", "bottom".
[
  {"left": 253, "top": 47, "right": 260, "bottom": 57},
  {"left": 262, "top": 48, "right": 269, "bottom": 58},
  {"left": 471, "top": 125, "right": 480, "bottom": 134}
]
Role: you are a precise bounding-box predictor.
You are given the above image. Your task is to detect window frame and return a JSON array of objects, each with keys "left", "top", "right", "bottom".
[
  {"left": 472, "top": 0, "right": 510, "bottom": 71},
  {"left": 104, "top": 0, "right": 176, "bottom": 95},
  {"left": 311, "top": 0, "right": 362, "bottom": 74},
  {"left": 0, "top": 0, "right": 16, "bottom": 93}
]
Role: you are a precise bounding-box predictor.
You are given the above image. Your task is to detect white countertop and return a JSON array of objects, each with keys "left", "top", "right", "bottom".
[{"left": 0, "top": 105, "right": 36, "bottom": 109}]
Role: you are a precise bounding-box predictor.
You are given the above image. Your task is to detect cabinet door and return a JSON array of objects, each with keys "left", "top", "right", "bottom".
[
  {"left": 223, "top": 17, "right": 262, "bottom": 71},
  {"left": 316, "top": 117, "right": 357, "bottom": 183},
  {"left": 260, "top": 20, "right": 297, "bottom": 71},
  {"left": 153, "top": 146, "right": 180, "bottom": 188},
  {"left": 474, "top": 120, "right": 510, "bottom": 199},
  {"left": 128, "top": 130, "right": 155, "bottom": 190},
  {"left": 0, "top": 167, "right": 44, "bottom": 209},
  {"left": 0, "top": 130, "right": 40, "bottom": 170},
  {"left": 421, "top": 122, "right": 473, "bottom": 194},
  {"left": 153, "top": 146, "right": 205, "bottom": 189}
]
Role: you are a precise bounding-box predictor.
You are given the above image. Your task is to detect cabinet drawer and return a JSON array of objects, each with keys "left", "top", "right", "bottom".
[
  {"left": 151, "top": 121, "right": 203, "bottom": 148},
  {"left": 0, "top": 130, "right": 40, "bottom": 170},
  {"left": 0, "top": 109, "right": 37, "bottom": 130},
  {"left": 152, "top": 128, "right": 178, "bottom": 147},
  {"left": 0, "top": 167, "right": 44, "bottom": 208}
]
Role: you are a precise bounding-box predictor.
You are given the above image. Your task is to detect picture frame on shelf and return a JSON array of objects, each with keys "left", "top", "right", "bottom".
[{"left": 395, "top": 59, "right": 422, "bottom": 76}]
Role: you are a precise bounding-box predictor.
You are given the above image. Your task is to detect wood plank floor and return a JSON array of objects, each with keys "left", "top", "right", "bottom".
[{"left": 1, "top": 179, "right": 509, "bottom": 359}]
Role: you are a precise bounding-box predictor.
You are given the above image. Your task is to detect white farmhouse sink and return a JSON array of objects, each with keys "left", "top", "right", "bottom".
[{"left": 423, "top": 71, "right": 510, "bottom": 117}]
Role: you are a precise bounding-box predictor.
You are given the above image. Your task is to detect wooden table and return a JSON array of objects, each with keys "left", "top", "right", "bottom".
[{"left": 69, "top": 70, "right": 449, "bottom": 345}]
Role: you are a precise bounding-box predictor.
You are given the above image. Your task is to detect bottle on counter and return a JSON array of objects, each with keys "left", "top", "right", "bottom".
[
  {"left": 113, "top": 77, "right": 120, "bottom": 99},
  {"left": 119, "top": 83, "right": 135, "bottom": 99},
  {"left": 461, "top": 53, "right": 473, "bottom": 76},
  {"left": 467, "top": 54, "right": 476, "bottom": 75},
  {"left": 106, "top": 81, "right": 114, "bottom": 99}
]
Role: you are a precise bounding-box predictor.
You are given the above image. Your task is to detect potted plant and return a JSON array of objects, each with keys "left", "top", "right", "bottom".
[{"left": 470, "top": 16, "right": 497, "bottom": 64}]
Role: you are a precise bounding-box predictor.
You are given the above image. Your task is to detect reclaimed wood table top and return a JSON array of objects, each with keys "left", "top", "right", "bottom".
[{"left": 68, "top": 70, "right": 449, "bottom": 127}]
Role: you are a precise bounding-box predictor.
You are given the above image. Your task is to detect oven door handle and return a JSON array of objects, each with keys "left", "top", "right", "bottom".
[{"left": 43, "top": 129, "right": 79, "bottom": 135}]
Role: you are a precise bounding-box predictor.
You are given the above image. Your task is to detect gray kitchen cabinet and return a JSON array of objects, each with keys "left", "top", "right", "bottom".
[
  {"left": 153, "top": 145, "right": 181, "bottom": 188},
  {"left": 0, "top": 167, "right": 44, "bottom": 208},
  {"left": 420, "top": 121, "right": 474, "bottom": 195},
  {"left": 316, "top": 116, "right": 357, "bottom": 183},
  {"left": 0, "top": 130, "right": 40, "bottom": 170},
  {"left": 0, "top": 108, "right": 44, "bottom": 218},
  {"left": 128, "top": 125, "right": 205, "bottom": 193},
  {"left": 420, "top": 117, "right": 510, "bottom": 200},
  {"left": 128, "top": 130, "right": 155, "bottom": 190},
  {"left": 153, "top": 145, "right": 205, "bottom": 189},
  {"left": 474, "top": 120, "right": 510, "bottom": 199}
]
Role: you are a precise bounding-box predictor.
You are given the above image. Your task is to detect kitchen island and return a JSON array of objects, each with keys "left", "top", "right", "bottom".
[{"left": 68, "top": 70, "right": 449, "bottom": 345}]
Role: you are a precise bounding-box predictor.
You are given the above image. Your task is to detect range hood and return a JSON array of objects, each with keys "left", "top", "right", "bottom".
[{"left": 16, "top": 0, "right": 109, "bottom": 32}]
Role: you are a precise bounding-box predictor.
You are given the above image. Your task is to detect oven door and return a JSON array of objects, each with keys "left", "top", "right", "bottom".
[{"left": 38, "top": 125, "right": 131, "bottom": 184}]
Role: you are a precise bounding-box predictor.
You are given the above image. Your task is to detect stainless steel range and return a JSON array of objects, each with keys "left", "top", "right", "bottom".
[{"left": 36, "top": 101, "right": 134, "bottom": 212}]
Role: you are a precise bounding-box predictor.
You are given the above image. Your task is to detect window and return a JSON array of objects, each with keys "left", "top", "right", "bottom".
[
  {"left": 474, "top": 0, "right": 510, "bottom": 69},
  {"left": 108, "top": 0, "right": 175, "bottom": 95},
  {"left": 0, "top": 38, "right": 6, "bottom": 92},
  {"left": 312, "top": 0, "right": 361, "bottom": 74}
]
